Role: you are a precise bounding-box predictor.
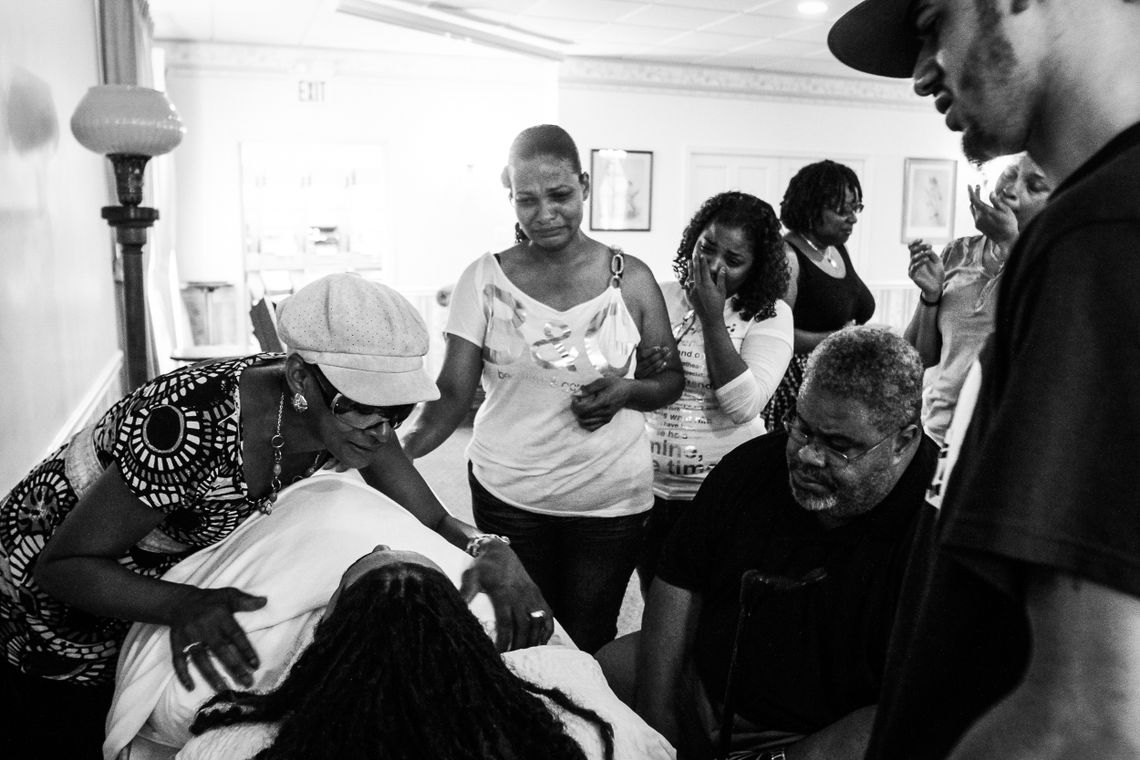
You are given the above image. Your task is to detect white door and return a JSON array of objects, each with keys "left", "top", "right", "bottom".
[
  {"left": 686, "top": 151, "right": 868, "bottom": 268},
  {"left": 687, "top": 153, "right": 782, "bottom": 218}
]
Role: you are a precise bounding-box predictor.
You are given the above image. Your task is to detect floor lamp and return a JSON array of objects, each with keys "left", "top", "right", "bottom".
[{"left": 71, "top": 85, "right": 185, "bottom": 390}]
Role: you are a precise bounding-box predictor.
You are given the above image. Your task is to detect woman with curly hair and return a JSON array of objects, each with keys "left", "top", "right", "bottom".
[
  {"left": 181, "top": 550, "right": 627, "bottom": 760},
  {"left": 637, "top": 191, "right": 793, "bottom": 589},
  {"left": 761, "top": 160, "right": 875, "bottom": 429}
]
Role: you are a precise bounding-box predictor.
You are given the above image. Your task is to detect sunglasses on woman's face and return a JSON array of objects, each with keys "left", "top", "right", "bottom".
[{"left": 309, "top": 366, "right": 414, "bottom": 431}]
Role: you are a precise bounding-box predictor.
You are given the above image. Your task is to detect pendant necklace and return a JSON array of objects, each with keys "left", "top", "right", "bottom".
[
  {"left": 252, "top": 392, "right": 326, "bottom": 515},
  {"left": 802, "top": 234, "right": 840, "bottom": 270}
]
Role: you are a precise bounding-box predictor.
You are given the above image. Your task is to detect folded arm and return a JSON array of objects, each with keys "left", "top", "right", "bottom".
[
  {"left": 573, "top": 259, "right": 683, "bottom": 431},
  {"left": 714, "top": 307, "right": 793, "bottom": 424}
]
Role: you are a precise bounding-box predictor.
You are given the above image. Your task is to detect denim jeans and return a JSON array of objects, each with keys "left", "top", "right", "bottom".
[{"left": 468, "top": 464, "right": 645, "bottom": 654}]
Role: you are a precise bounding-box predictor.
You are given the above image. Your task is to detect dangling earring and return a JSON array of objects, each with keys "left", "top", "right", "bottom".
[{"left": 292, "top": 393, "right": 309, "bottom": 413}]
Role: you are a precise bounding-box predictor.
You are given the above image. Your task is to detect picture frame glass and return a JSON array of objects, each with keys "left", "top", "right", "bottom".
[
  {"left": 590, "top": 149, "right": 653, "bottom": 231},
  {"left": 901, "top": 158, "right": 957, "bottom": 243}
]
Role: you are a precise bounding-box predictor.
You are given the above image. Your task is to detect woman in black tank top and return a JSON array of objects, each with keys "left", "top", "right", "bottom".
[{"left": 762, "top": 160, "right": 875, "bottom": 428}]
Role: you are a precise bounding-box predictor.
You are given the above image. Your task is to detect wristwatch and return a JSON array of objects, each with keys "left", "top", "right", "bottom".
[{"left": 465, "top": 533, "right": 511, "bottom": 557}]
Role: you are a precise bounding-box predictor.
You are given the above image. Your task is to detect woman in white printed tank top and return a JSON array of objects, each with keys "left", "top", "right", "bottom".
[{"left": 402, "top": 125, "right": 683, "bottom": 653}]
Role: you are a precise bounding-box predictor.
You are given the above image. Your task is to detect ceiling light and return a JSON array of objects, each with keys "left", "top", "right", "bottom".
[
  {"left": 798, "top": 1, "right": 829, "bottom": 15},
  {"left": 337, "top": 0, "right": 568, "bottom": 61}
]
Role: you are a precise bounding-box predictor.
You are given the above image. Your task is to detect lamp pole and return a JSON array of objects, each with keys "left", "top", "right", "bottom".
[
  {"left": 70, "top": 85, "right": 185, "bottom": 391},
  {"left": 104, "top": 153, "right": 159, "bottom": 389}
]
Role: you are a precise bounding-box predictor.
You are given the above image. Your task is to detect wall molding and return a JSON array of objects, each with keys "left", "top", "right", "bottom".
[
  {"left": 559, "top": 57, "right": 923, "bottom": 109},
  {"left": 44, "top": 351, "right": 123, "bottom": 459},
  {"left": 159, "top": 41, "right": 556, "bottom": 84},
  {"left": 160, "top": 42, "right": 920, "bottom": 108}
]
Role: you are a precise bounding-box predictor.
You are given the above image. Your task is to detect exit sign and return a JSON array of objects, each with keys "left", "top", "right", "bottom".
[{"left": 297, "top": 80, "right": 326, "bottom": 102}]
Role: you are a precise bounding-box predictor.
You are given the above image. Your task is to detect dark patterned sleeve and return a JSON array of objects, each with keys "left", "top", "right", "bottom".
[{"left": 110, "top": 367, "right": 240, "bottom": 514}]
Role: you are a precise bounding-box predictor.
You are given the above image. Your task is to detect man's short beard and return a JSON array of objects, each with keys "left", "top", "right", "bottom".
[
  {"left": 960, "top": 0, "right": 1025, "bottom": 162},
  {"left": 792, "top": 487, "right": 839, "bottom": 514},
  {"left": 789, "top": 466, "right": 897, "bottom": 522}
]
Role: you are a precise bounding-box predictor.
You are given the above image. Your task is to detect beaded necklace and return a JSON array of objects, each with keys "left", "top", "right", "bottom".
[{"left": 253, "top": 392, "right": 326, "bottom": 515}]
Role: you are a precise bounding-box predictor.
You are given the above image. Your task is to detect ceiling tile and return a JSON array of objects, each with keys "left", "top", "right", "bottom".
[
  {"left": 526, "top": 0, "right": 651, "bottom": 23},
  {"left": 619, "top": 4, "right": 739, "bottom": 30},
  {"left": 703, "top": 13, "right": 813, "bottom": 38},
  {"left": 150, "top": 0, "right": 877, "bottom": 80},
  {"left": 655, "top": 28, "right": 759, "bottom": 52},
  {"left": 579, "top": 23, "right": 690, "bottom": 45}
]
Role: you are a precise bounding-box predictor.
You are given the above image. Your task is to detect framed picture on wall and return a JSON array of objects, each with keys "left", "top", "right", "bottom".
[
  {"left": 901, "top": 158, "right": 957, "bottom": 243},
  {"left": 589, "top": 149, "right": 653, "bottom": 231}
]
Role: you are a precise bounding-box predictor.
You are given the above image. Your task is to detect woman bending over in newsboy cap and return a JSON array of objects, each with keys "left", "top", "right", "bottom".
[{"left": 0, "top": 272, "right": 550, "bottom": 759}]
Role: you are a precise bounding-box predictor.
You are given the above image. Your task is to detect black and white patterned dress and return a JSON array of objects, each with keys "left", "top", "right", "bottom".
[{"left": 0, "top": 353, "right": 284, "bottom": 685}]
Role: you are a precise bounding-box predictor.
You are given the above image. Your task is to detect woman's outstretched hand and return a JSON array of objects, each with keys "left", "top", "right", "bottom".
[
  {"left": 459, "top": 541, "right": 553, "bottom": 651},
  {"left": 168, "top": 586, "right": 267, "bottom": 693},
  {"left": 570, "top": 376, "right": 633, "bottom": 431},
  {"left": 907, "top": 238, "right": 945, "bottom": 301}
]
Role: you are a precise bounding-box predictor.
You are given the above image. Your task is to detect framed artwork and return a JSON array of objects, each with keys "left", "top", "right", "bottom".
[
  {"left": 901, "top": 158, "right": 957, "bottom": 243},
  {"left": 589, "top": 149, "right": 653, "bottom": 231}
]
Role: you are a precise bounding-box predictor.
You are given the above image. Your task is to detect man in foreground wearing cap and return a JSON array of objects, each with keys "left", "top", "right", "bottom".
[
  {"left": 0, "top": 272, "right": 551, "bottom": 758},
  {"left": 828, "top": 1, "right": 1140, "bottom": 758}
]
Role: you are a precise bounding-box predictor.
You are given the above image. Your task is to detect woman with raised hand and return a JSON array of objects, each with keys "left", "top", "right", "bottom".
[
  {"left": 762, "top": 160, "right": 875, "bottom": 429},
  {"left": 638, "top": 191, "right": 793, "bottom": 590},
  {"left": 401, "top": 124, "right": 683, "bottom": 653},
  {"left": 904, "top": 154, "right": 1052, "bottom": 444},
  {"left": 0, "top": 273, "right": 547, "bottom": 758}
]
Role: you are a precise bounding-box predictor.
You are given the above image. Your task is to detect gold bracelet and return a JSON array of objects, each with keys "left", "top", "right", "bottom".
[{"left": 465, "top": 533, "right": 511, "bottom": 557}]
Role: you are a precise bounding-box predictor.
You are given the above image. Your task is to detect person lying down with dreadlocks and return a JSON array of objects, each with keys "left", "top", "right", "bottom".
[{"left": 178, "top": 548, "right": 676, "bottom": 760}]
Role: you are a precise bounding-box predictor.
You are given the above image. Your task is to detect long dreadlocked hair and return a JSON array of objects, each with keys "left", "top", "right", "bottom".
[
  {"left": 779, "top": 160, "right": 862, "bottom": 236},
  {"left": 672, "top": 191, "right": 788, "bottom": 322},
  {"left": 190, "top": 562, "right": 615, "bottom": 760}
]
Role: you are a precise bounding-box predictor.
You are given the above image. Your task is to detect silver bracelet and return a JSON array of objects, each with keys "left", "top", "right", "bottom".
[{"left": 465, "top": 533, "right": 511, "bottom": 557}]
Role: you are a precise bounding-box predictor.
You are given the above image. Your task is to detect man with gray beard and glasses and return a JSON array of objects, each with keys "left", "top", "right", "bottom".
[{"left": 596, "top": 326, "right": 937, "bottom": 760}]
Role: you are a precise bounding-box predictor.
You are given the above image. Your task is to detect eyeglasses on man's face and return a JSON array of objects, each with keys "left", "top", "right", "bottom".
[
  {"left": 783, "top": 415, "right": 898, "bottom": 469},
  {"left": 309, "top": 366, "right": 414, "bottom": 431}
]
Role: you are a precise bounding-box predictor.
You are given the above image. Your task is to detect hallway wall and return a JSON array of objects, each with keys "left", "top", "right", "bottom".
[{"left": 0, "top": 0, "right": 122, "bottom": 492}]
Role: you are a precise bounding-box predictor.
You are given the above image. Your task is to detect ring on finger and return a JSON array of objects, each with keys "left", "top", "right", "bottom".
[
  {"left": 181, "top": 641, "right": 205, "bottom": 657},
  {"left": 528, "top": 609, "right": 547, "bottom": 620}
]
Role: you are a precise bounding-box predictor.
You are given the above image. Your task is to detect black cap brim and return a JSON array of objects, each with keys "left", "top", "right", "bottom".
[{"left": 828, "top": 0, "right": 922, "bottom": 79}]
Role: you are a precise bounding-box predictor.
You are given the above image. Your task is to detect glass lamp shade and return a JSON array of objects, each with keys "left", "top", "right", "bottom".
[{"left": 70, "top": 84, "right": 185, "bottom": 157}]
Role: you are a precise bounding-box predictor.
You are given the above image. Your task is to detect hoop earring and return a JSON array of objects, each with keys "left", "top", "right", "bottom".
[{"left": 292, "top": 393, "right": 309, "bottom": 414}]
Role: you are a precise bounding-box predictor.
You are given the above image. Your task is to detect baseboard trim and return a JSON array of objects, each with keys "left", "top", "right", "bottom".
[{"left": 44, "top": 351, "right": 124, "bottom": 458}]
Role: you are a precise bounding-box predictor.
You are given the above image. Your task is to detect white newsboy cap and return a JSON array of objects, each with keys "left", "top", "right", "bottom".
[{"left": 277, "top": 273, "right": 440, "bottom": 406}]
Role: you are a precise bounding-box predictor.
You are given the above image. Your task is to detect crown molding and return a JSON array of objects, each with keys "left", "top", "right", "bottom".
[
  {"left": 559, "top": 57, "right": 923, "bottom": 109},
  {"left": 159, "top": 41, "right": 555, "bottom": 84},
  {"left": 159, "top": 42, "right": 920, "bottom": 108}
]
